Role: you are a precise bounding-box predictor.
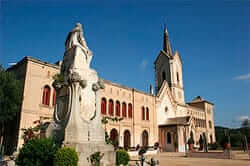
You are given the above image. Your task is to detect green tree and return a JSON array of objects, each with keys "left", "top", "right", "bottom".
[
  {"left": 16, "top": 138, "right": 59, "bottom": 166},
  {"left": 0, "top": 66, "right": 22, "bottom": 154},
  {"left": 242, "top": 119, "right": 250, "bottom": 128},
  {"left": 241, "top": 118, "right": 250, "bottom": 143}
]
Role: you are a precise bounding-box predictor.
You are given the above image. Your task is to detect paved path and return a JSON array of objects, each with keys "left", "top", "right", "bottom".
[{"left": 130, "top": 152, "right": 250, "bottom": 166}]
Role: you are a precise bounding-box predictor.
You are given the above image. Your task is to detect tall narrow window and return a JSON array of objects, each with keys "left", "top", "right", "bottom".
[
  {"left": 177, "top": 72, "right": 180, "bottom": 84},
  {"left": 109, "top": 99, "right": 114, "bottom": 116},
  {"left": 115, "top": 101, "right": 120, "bottom": 117},
  {"left": 162, "top": 71, "right": 166, "bottom": 81},
  {"left": 210, "top": 135, "right": 213, "bottom": 143},
  {"left": 53, "top": 90, "right": 56, "bottom": 106},
  {"left": 101, "top": 98, "right": 107, "bottom": 115},
  {"left": 209, "top": 120, "right": 212, "bottom": 129},
  {"left": 128, "top": 103, "right": 132, "bottom": 118},
  {"left": 42, "top": 85, "right": 51, "bottom": 106},
  {"left": 122, "top": 102, "right": 127, "bottom": 117},
  {"left": 146, "top": 107, "right": 149, "bottom": 120},
  {"left": 167, "top": 132, "right": 171, "bottom": 144},
  {"left": 142, "top": 107, "right": 145, "bottom": 120}
]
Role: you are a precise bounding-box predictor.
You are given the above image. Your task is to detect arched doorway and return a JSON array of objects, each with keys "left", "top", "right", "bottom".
[
  {"left": 142, "top": 130, "right": 149, "bottom": 147},
  {"left": 124, "top": 130, "right": 131, "bottom": 149},
  {"left": 110, "top": 128, "right": 119, "bottom": 146}
]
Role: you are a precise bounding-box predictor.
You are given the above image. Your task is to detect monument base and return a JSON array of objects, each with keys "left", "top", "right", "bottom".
[{"left": 65, "top": 142, "right": 116, "bottom": 166}]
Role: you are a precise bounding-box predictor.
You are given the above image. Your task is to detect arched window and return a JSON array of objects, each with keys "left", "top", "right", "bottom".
[
  {"left": 146, "top": 107, "right": 149, "bottom": 120},
  {"left": 42, "top": 85, "right": 51, "bottom": 106},
  {"left": 209, "top": 120, "right": 212, "bottom": 128},
  {"left": 115, "top": 101, "right": 120, "bottom": 117},
  {"left": 128, "top": 103, "right": 132, "bottom": 118},
  {"left": 110, "top": 128, "right": 119, "bottom": 146},
  {"left": 162, "top": 71, "right": 166, "bottom": 81},
  {"left": 109, "top": 99, "right": 114, "bottom": 116},
  {"left": 124, "top": 130, "right": 131, "bottom": 149},
  {"left": 122, "top": 102, "right": 127, "bottom": 117},
  {"left": 141, "top": 107, "right": 145, "bottom": 120},
  {"left": 142, "top": 130, "right": 149, "bottom": 147},
  {"left": 167, "top": 132, "right": 171, "bottom": 144},
  {"left": 53, "top": 90, "right": 56, "bottom": 106},
  {"left": 101, "top": 98, "right": 107, "bottom": 115}
]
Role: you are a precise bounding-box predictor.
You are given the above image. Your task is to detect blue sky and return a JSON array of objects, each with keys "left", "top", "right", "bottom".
[{"left": 0, "top": 0, "right": 249, "bottom": 128}]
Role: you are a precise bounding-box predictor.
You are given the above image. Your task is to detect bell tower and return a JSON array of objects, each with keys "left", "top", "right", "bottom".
[{"left": 154, "top": 25, "right": 185, "bottom": 104}]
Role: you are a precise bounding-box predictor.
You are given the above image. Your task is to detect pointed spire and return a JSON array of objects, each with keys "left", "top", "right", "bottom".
[
  {"left": 164, "top": 23, "right": 168, "bottom": 35},
  {"left": 162, "top": 23, "right": 172, "bottom": 55}
]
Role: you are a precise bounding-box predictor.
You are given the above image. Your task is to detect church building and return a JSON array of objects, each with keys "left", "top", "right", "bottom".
[{"left": 7, "top": 25, "right": 215, "bottom": 153}]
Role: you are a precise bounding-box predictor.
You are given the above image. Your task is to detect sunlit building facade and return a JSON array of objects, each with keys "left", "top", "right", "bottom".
[{"left": 7, "top": 27, "right": 215, "bottom": 153}]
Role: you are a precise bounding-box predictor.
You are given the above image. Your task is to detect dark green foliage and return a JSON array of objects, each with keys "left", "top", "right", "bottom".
[
  {"left": 54, "top": 147, "right": 79, "bottom": 166},
  {"left": 88, "top": 152, "right": 104, "bottom": 166},
  {"left": 52, "top": 73, "right": 65, "bottom": 84},
  {"left": 215, "top": 126, "right": 250, "bottom": 148},
  {"left": 15, "top": 138, "right": 59, "bottom": 166},
  {"left": 220, "top": 134, "right": 229, "bottom": 147},
  {"left": 0, "top": 68, "right": 22, "bottom": 154},
  {"left": 0, "top": 69, "right": 22, "bottom": 123},
  {"left": 116, "top": 149, "right": 130, "bottom": 166},
  {"left": 208, "top": 142, "right": 219, "bottom": 150},
  {"left": 242, "top": 119, "right": 250, "bottom": 128},
  {"left": 101, "top": 116, "right": 123, "bottom": 125}
]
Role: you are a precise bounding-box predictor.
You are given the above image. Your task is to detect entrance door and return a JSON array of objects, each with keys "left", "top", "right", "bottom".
[{"left": 124, "top": 130, "right": 131, "bottom": 149}]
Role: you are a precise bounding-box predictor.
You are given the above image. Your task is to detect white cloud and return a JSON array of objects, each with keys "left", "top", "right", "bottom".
[
  {"left": 140, "top": 59, "right": 148, "bottom": 70},
  {"left": 233, "top": 73, "right": 250, "bottom": 80},
  {"left": 237, "top": 115, "right": 249, "bottom": 122}
]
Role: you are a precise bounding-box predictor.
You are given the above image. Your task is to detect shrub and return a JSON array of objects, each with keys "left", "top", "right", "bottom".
[
  {"left": 116, "top": 149, "right": 130, "bottom": 166},
  {"left": 220, "top": 136, "right": 229, "bottom": 147},
  {"left": 16, "top": 138, "right": 59, "bottom": 166},
  {"left": 208, "top": 142, "right": 219, "bottom": 150},
  {"left": 88, "top": 151, "right": 104, "bottom": 166},
  {"left": 54, "top": 147, "right": 79, "bottom": 166}
]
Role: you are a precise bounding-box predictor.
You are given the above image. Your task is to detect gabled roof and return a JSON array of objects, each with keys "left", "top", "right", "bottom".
[
  {"left": 156, "top": 80, "right": 176, "bottom": 108},
  {"left": 188, "top": 96, "right": 214, "bottom": 105},
  {"left": 173, "top": 51, "right": 183, "bottom": 65}
]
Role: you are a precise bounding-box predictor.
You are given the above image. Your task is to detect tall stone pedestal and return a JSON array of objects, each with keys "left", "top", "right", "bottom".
[
  {"left": 67, "top": 142, "right": 115, "bottom": 166},
  {"left": 47, "top": 23, "right": 116, "bottom": 166}
]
